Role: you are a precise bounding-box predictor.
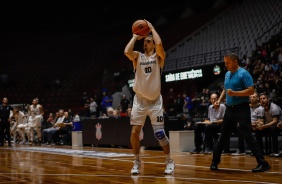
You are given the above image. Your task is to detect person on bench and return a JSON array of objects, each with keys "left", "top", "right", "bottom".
[
  {"left": 255, "top": 93, "right": 282, "bottom": 157},
  {"left": 190, "top": 93, "right": 227, "bottom": 154}
]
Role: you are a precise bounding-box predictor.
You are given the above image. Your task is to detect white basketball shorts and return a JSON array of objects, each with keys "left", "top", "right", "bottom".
[{"left": 130, "top": 93, "right": 164, "bottom": 126}]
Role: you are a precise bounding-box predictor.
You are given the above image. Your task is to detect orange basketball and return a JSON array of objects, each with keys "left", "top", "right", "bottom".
[{"left": 132, "top": 20, "right": 150, "bottom": 36}]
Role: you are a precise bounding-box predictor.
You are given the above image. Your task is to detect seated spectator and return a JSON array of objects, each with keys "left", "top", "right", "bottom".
[
  {"left": 106, "top": 107, "right": 115, "bottom": 118},
  {"left": 112, "top": 109, "right": 120, "bottom": 119},
  {"left": 190, "top": 93, "right": 227, "bottom": 154},
  {"left": 42, "top": 109, "right": 65, "bottom": 145},
  {"left": 254, "top": 93, "right": 281, "bottom": 156},
  {"left": 53, "top": 111, "right": 73, "bottom": 145},
  {"left": 44, "top": 112, "right": 55, "bottom": 129}
]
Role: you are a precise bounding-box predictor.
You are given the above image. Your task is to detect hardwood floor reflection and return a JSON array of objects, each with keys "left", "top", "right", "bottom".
[{"left": 0, "top": 144, "right": 281, "bottom": 183}]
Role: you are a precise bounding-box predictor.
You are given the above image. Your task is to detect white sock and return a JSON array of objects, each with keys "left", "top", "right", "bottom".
[{"left": 166, "top": 154, "right": 172, "bottom": 161}]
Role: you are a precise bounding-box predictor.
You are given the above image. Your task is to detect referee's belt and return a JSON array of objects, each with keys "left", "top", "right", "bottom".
[{"left": 226, "top": 102, "right": 249, "bottom": 108}]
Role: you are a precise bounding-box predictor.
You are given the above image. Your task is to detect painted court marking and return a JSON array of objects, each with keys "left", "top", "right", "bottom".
[{"left": 14, "top": 147, "right": 134, "bottom": 158}]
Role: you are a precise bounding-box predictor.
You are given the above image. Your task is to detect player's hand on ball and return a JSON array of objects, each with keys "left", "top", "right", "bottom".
[
  {"left": 133, "top": 34, "right": 146, "bottom": 40},
  {"left": 144, "top": 19, "right": 154, "bottom": 31}
]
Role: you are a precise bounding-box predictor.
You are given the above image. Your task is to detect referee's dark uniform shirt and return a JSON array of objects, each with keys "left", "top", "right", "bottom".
[{"left": 0, "top": 105, "right": 13, "bottom": 123}]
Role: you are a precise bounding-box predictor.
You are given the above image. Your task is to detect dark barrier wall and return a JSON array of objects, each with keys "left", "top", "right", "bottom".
[{"left": 82, "top": 116, "right": 187, "bottom": 147}]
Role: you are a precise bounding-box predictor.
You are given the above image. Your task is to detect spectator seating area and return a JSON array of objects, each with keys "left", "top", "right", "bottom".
[
  {"left": 0, "top": 3, "right": 229, "bottom": 116},
  {"left": 164, "top": 0, "right": 282, "bottom": 72},
  {"left": 0, "top": 0, "right": 281, "bottom": 120}
]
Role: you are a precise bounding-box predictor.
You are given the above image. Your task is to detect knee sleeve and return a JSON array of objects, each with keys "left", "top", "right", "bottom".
[{"left": 153, "top": 125, "right": 169, "bottom": 146}]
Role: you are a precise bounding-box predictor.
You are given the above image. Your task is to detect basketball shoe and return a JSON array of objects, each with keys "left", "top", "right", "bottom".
[
  {"left": 131, "top": 160, "right": 141, "bottom": 174},
  {"left": 164, "top": 159, "right": 175, "bottom": 174}
]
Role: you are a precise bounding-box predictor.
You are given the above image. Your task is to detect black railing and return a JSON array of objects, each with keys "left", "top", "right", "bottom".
[{"left": 164, "top": 47, "right": 239, "bottom": 72}]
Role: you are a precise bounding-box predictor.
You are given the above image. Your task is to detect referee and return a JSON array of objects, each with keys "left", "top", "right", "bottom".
[
  {"left": 210, "top": 53, "right": 270, "bottom": 172},
  {"left": 0, "top": 97, "right": 14, "bottom": 146}
]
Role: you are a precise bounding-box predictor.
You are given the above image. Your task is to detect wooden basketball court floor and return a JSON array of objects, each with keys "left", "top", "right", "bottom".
[{"left": 0, "top": 144, "right": 281, "bottom": 184}]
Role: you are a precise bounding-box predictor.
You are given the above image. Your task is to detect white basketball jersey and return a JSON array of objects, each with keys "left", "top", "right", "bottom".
[
  {"left": 30, "top": 105, "right": 40, "bottom": 117},
  {"left": 133, "top": 52, "right": 162, "bottom": 101},
  {"left": 17, "top": 111, "right": 27, "bottom": 124}
]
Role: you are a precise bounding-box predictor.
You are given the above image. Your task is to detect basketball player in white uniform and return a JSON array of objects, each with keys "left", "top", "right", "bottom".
[
  {"left": 26, "top": 98, "right": 44, "bottom": 144},
  {"left": 10, "top": 107, "right": 28, "bottom": 144},
  {"left": 124, "top": 19, "right": 175, "bottom": 175}
]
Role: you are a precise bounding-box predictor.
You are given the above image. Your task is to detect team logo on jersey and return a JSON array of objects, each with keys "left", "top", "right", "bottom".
[
  {"left": 95, "top": 123, "right": 102, "bottom": 140},
  {"left": 140, "top": 60, "right": 156, "bottom": 65}
]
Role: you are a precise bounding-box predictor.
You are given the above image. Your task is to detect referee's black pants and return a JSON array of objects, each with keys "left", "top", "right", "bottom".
[
  {"left": 0, "top": 121, "right": 11, "bottom": 146},
  {"left": 212, "top": 102, "right": 266, "bottom": 164}
]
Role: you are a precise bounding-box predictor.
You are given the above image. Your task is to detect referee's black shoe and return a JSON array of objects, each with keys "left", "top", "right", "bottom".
[
  {"left": 252, "top": 162, "right": 270, "bottom": 172},
  {"left": 210, "top": 162, "right": 218, "bottom": 171}
]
